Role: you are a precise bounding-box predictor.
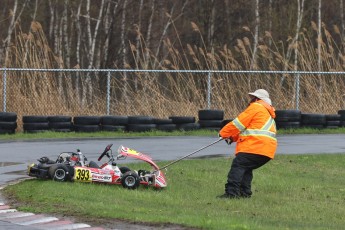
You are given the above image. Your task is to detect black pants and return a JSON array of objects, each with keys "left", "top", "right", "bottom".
[{"left": 225, "top": 152, "right": 271, "bottom": 197}]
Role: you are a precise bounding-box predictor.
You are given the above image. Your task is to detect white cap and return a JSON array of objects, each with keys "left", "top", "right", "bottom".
[{"left": 248, "top": 89, "right": 272, "bottom": 105}]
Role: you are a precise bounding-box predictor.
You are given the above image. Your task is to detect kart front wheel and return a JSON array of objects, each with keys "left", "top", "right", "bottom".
[
  {"left": 121, "top": 171, "right": 140, "bottom": 189},
  {"left": 48, "top": 164, "right": 70, "bottom": 182}
]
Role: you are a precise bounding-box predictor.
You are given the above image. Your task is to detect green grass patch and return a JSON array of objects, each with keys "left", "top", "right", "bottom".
[
  {"left": 1, "top": 127, "right": 345, "bottom": 141},
  {"left": 4, "top": 154, "right": 345, "bottom": 229}
]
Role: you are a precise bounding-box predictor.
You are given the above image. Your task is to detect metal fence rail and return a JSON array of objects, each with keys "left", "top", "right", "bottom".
[{"left": 1, "top": 68, "right": 345, "bottom": 119}]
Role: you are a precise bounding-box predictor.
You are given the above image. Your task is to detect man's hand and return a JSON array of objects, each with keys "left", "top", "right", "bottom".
[{"left": 225, "top": 138, "right": 233, "bottom": 145}]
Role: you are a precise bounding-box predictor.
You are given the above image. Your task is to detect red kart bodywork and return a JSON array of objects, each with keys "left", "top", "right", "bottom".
[{"left": 73, "top": 145, "right": 167, "bottom": 189}]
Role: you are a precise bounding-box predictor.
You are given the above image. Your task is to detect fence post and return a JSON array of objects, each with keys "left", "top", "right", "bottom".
[
  {"left": 2, "top": 68, "right": 7, "bottom": 112},
  {"left": 106, "top": 71, "right": 111, "bottom": 115},
  {"left": 295, "top": 73, "right": 300, "bottom": 110},
  {"left": 207, "top": 71, "right": 212, "bottom": 109}
]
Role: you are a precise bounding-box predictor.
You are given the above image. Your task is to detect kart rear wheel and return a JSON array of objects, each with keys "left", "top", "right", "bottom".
[
  {"left": 48, "top": 164, "right": 70, "bottom": 182},
  {"left": 121, "top": 171, "right": 140, "bottom": 189}
]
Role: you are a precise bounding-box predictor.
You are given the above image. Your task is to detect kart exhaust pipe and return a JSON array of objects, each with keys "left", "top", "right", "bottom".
[{"left": 154, "top": 137, "right": 224, "bottom": 173}]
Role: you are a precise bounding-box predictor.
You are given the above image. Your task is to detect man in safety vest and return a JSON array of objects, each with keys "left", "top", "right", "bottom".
[{"left": 217, "top": 89, "right": 277, "bottom": 199}]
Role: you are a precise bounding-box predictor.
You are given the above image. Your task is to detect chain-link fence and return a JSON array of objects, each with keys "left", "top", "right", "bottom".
[{"left": 1, "top": 68, "right": 345, "bottom": 121}]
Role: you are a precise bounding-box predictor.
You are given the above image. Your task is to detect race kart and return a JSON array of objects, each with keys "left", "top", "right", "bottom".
[{"left": 27, "top": 144, "right": 167, "bottom": 189}]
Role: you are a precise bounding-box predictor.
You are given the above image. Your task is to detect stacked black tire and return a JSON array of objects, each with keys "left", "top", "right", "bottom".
[
  {"left": 48, "top": 116, "right": 73, "bottom": 132},
  {"left": 23, "top": 116, "right": 49, "bottom": 133},
  {"left": 73, "top": 116, "right": 101, "bottom": 132},
  {"left": 198, "top": 109, "right": 224, "bottom": 131},
  {"left": 101, "top": 116, "right": 128, "bottom": 132},
  {"left": 0, "top": 112, "right": 17, "bottom": 134},
  {"left": 154, "top": 118, "right": 176, "bottom": 132},
  {"left": 127, "top": 116, "right": 156, "bottom": 132},
  {"left": 275, "top": 110, "right": 301, "bottom": 129},
  {"left": 338, "top": 110, "right": 345, "bottom": 127},
  {"left": 325, "top": 114, "right": 341, "bottom": 129},
  {"left": 169, "top": 116, "right": 200, "bottom": 131},
  {"left": 301, "top": 113, "right": 326, "bottom": 129}
]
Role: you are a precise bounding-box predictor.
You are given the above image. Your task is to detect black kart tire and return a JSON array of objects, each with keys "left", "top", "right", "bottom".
[
  {"left": 156, "top": 124, "right": 176, "bottom": 132},
  {"left": 23, "top": 122, "right": 49, "bottom": 131},
  {"left": 301, "top": 124, "right": 324, "bottom": 129},
  {"left": 301, "top": 114, "right": 325, "bottom": 125},
  {"left": 275, "top": 110, "right": 301, "bottom": 122},
  {"left": 0, "top": 129, "right": 15, "bottom": 134},
  {"left": 0, "top": 122, "right": 17, "bottom": 130},
  {"left": 23, "top": 116, "right": 48, "bottom": 123},
  {"left": 49, "top": 122, "right": 73, "bottom": 129},
  {"left": 24, "top": 130, "right": 49, "bottom": 134},
  {"left": 51, "top": 128, "right": 73, "bottom": 132},
  {"left": 198, "top": 110, "right": 224, "bottom": 120},
  {"left": 74, "top": 125, "right": 100, "bottom": 132},
  {"left": 73, "top": 116, "right": 101, "bottom": 125},
  {"left": 0, "top": 112, "right": 17, "bottom": 122},
  {"left": 325, "top": 121, "right": 340, "bottom": 126},
  {"left": 48, "top": 116, "right": 72, "bottom": 122},
  {"left": 276, "top": 121, "right": 300, "bottom": 129},
  {"left": 101, "top": 125, "right": 126, "bottom": 132},
  {"left": 153, "top": 118, "right": 173, "bottom": 125},
  {"left": 127, "top": 124, "right": 156, "bottom": 132},
  {"left": 48, "top": 164, "right": 70, "bottom": 182},
  {"left": 128, "top": 116, "right": 153, "bottom": 124},
  {"left": 121, "top": 171, "right": 140, "bottom": 189},
  {"left": 169, "top": 116, "right": 196, "bottom": 124},
  {"left": 338, "top": 110, "right": 345, "bottom": 120},
  {"left": 177, "top": 123, "right": 200, "bottom": 131},
  {"left": 325, "top": 114, "right": 340, "bottom": 121},
  {"left": 198, "top": 120, "right": 223, "bottom": 128},
  {"left": 101, "top": 116, "right": 128, "bottom": 125}
]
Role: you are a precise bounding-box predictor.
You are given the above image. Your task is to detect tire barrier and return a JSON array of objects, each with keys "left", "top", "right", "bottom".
[
  {"left": 338, "top": 110, "right": 345, "bottom": 127},
  {"left": 0, "top": 112, "right": 17, "bottom": 134},
  {"left": 73, "top": 116, "right": 101, "bottom": 132},
  {"left": 127, "top": 116, "right": 156, "bottom": 132},
  {"left": 154, "top": 118, "right": 176, "bottom": 132},
  {"left": 4, "top": 109, "right": 345, "bottom": 135},
  {"left": 198, "top": 110, "right": 224, "bottom": 131},
  {"left": 325, "top": 114, "right": 341, "bottom": 129},
  {"left": 100, "top": 116, "right": 128, "bottom": 132},
  {"left": 23, "top": 115, "right": 49, "bottom": 133},
  {"left": 48, "top": 116, "right": 73, "bottom": 132},
  {"left": 169, "top": 116, "right": 199, "bottom": 131},
  {"left": 275, "top": 110, "right": 301, "bottom": 129},
  {"left": 301, "top": 113, "right": 326, "bottom": 129}
]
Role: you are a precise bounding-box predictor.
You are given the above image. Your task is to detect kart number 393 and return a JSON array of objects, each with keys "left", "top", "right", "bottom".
[{"left": 74, "top": 168, "right": 92, "bottom": 182}]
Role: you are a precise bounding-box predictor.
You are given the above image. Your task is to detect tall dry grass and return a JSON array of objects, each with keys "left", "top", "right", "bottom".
[{"left": 1, "top": 21, "right": 345, "bottom": 123}]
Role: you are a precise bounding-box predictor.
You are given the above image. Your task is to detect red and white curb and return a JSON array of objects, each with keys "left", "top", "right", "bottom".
[{"left": 0, "top": 203, "right": 105, "bottom": 229}]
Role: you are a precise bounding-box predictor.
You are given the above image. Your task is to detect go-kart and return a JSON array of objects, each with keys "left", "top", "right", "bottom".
[{"left": 27, "top": 144, "right": 167, "bottom": 189}]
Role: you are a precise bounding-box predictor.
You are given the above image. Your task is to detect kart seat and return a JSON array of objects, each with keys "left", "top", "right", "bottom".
[{"left": 88, "top": 161, "right": 100, "bottom": 169}]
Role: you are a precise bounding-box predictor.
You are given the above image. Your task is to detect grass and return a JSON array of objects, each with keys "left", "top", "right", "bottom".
[
  {"left": 1, "top": 127, "right": 345, "bottom": 141},
  {"left": 3, "top": 153, "right": 345, "bottom": 229}
]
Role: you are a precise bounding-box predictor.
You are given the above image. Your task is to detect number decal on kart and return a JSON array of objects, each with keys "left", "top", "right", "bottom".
[{"left": 74, "top": 168, "right": 91, "bottom": 182}]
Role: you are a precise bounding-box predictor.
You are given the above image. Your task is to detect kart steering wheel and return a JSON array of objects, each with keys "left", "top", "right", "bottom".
[{"left": 98, "top": 144, "right": 113, "bottom": 161}]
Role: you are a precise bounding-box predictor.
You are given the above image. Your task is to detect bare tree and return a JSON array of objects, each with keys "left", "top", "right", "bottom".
[
  {"left": 318, "top": 0, "right": 322, "bottom": 72},
  {"left": 3, "top": 0, "right": 28, "bottom": 66},
  {"left": 250, "top": 0, "right": 260, "bottom": 70}
]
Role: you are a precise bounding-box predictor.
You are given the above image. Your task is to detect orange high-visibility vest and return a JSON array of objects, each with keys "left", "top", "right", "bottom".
[{"left": 219, "top": 100, "right": 277, "bottom": 159}]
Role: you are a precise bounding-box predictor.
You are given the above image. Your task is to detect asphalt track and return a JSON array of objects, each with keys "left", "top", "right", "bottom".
[{"left": 0, "top": 134, "right": 344, "bottom": 229}]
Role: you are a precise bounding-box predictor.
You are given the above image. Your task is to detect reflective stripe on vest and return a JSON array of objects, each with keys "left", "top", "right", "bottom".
[
  {"left": 232, "top": 118, "right": 246, "bottom": 132},
  {"left": 242, "top": 116, "right": 277, "bottom": 140}
]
